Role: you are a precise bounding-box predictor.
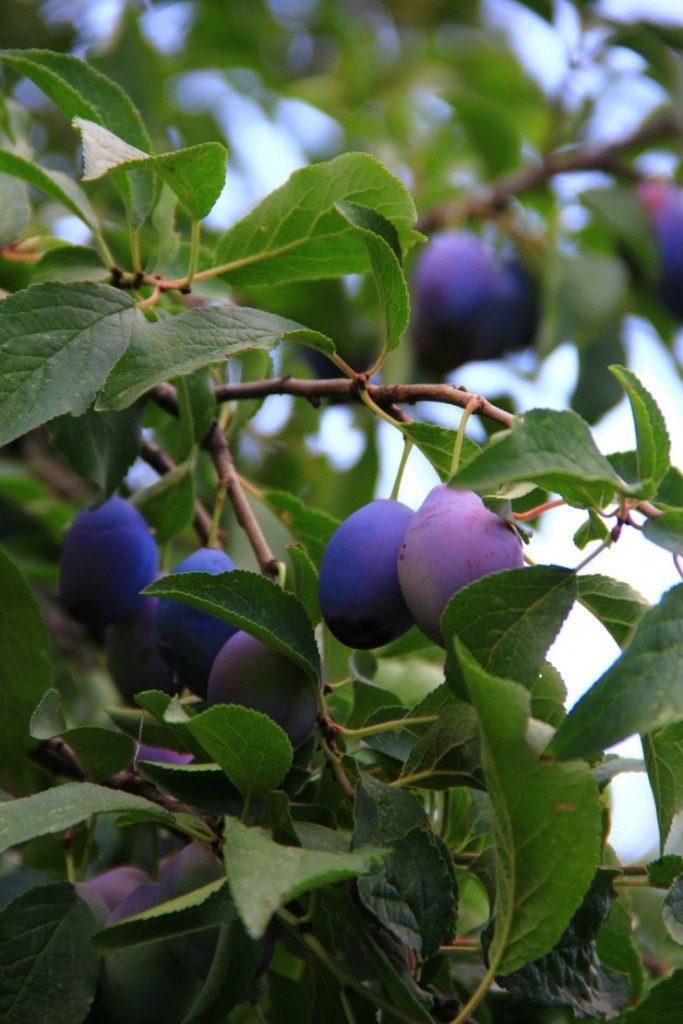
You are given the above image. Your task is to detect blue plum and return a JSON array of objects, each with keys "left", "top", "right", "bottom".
[
  {"left": 154, "top": 547, "right": 238, "bottom": 697},
  {"left": 318, "top": 499, "right": 415, "bottom": 648},
  {"left": 639, "top": 181, "right": 683, "bottom": 319},
  {"left": 84, "top": 865, "right": 151, "bottom": 912},
  {"left": 136, "top": 744, "right": 193, "bottom": 766},
  {"left": 397, "top": 486, "right": 524, "bottom": 645},
  {"left": 207, "top": 631, "right": 318, "bottom": 747},
  {"left": 411, "top": 231, "right": 538, "bottom": 374},
  {"left": 160, "top": 842, "right": 224, "bottom": 977},
  {"left": 101, "top": 881, "right": 200, "bottom": 1024},
  {"left": 105, "top": 594, "right": 178, "bottom": 702},
  {"left": 59, "top": 496, "right": 158, "bottom": 626}
]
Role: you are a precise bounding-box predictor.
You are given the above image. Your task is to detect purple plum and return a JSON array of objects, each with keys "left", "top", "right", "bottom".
[
  {"left": 397, "top": 485, "right": 524, "bottom": 645},
  {"left": 639, "top": 181, "right": 683, "bottom": 319},
  {"left": 105, "top": 594, "right": 178, "bottom": 702}
]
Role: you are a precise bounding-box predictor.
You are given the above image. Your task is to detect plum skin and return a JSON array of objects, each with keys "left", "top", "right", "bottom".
[
  {"left": 154, "top": 547, "right": 238, "bottom": 697},
  {"left": 411, "top": 231, "right": 538, "bottom": 374},
  {"left": 160, "top": 842, "right": 224, "bottom": 977},
  {"left": 59, "top": 496, "right": 158, "bottom": 627},
  {"left": 318, "top": 499, "right": 415, "bottom": 649},
  {"left": 207, "top": 631, "right": 318, "bottom": 748},
  {"left": 105, "top": 594, "right": 178, "bottom": 702},
  {"left": 639, "top": 181, "right": 683, "bottom": 319},
  {"left": 81, "top": 864, "right": 150, "bottom": 912},
  {"left": 397, "top": 486, "right": 524, "bottom": 646},
  {"left": 101, "top": 881, "right": 201, "bottom": 1024}
]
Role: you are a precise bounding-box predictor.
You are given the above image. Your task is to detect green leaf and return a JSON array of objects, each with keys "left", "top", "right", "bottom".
[
  {"left": 530, "top": 662, "right": 567, "bottom": 727},
  {"left": 0, "top": 782, "right": 186, "bottom": 853},
  {"left": 137, "top": 761, "right": 242, "bottom": 818},
  {"left": 183, "top": 704, "right": 293, "bottom": 801},
  {"left": 0, "top": 282, "right": 136, "bottom": 446},
  {"left": 577, "top": 573, "right": 650, "bottom": 649},
  {"left": 180, "top": 917, "right": 264, "bottom": 1024},
  {"left": 443, "top": 565, "right": 577, "bottom": 698},
  {"left": 30, "top": 689, "right": 67, "bottom": 741},
  {"left": 451, "top": 409, "right": 631, "bottom": 505},
  {"left": 454, "top": 94, "right": 521, "bottom": 176},
  {"left": 357, "top": 826, "right": 456, "bottom": 959},
  {"left": 262, "top": 489, "right": 340, "bottom": 567},
  {"left": 214, "top": 152, "right": 418, "bottom": 286},
  {"left": 223, "top": 816, "right": 383, "bottom": 938},
  {"left": 596, "top": 891, "right": 645, "bottom": 1003},
  {"left": 48, "top": 401, "right": 145, "bottom": 499},
  {"left": 287, "top": 543, "right": 321, "bottom": 626},
  {"left": 353, "top": 773, "right": 427, "bottom": 847},
  {"left": 551, "top": 585, "right": 683, "bottom": 762},
  {"left": 401, "top": 422, "right": 479, "bottom": 483},
  {"left": 620, "top": 968, "right": 683, "bottom": 1023},
  {"left": 399, "top": 704, "right": 483, "bottom": 790},
  {"left": 0, "top": 548, "right": 52, "bottom": 768},
  {"left": 663, "top": 877, "right": 683, "bottom": 944},
  {"left": 497, "top": 870, "right": 629, "bottom": 1018},
  {"left": 60, "top": 726, "right": 134, "bottom": 782},
  {"left": 32, "top": 245, "right": 110, "bottom": 284},
  {"left": 0, "top": 881, "right": 100, "bottom": 1024},
  {"left": 335, "top": 200, "right": 409, "bottom": 355},
  {"left": 582, "top": 185, "right": 659, "bottom": 278},
  {"left": 73, "top": 118, "right": 228, "bottom": 220},
  {"left": 144, "top": 569, "right": 321, "bottom": 682},
  {"left": 132, "top": 461, "right": 196, "bottom": 544},
  {"left": 643, "top": 510, "right": 683, "bottom": 555},
  {"left": 642, "top": 723, "right": 683, "bottom": 850},
  {"left": 0, "top": 149, "right": 97, "bottom": 228},
  {"left": 0, "top": 48, "right": 154, "bottom": 221},
  {"left": 0, "top": 172, "right": 30, "bottom": 243},
  {"left": 96, "top": 304, "right": 328, "bottom": 411},
  {"left": 175, "top": 368, "right": 216, "bottom": 452},
  {"left": 610, "top": 365, "right": 670, "bottom": 489},
  {"left": 648, "top": 855, "right": 683, "bottom": 888},
  {"left": 458, "top": 641, "right": 602, "bottom": 974}
]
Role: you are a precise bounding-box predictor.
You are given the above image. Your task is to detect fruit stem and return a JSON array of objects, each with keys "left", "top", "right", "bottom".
[
  {"left": 450, "top": 394, "right": 480, "bottom": 478},
  {"left": 573, "top": 536, "right": 613, "bottom": 573},
  {"left": 337, "top": 714, "right": 438, "bottom": 738},
  {"left": 390, "top": 435, "right": 414, "bottom": 501}
]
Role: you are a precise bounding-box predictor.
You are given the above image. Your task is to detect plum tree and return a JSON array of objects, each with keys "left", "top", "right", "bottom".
[
  {"left": 159, "top": 842, "right": 224, "bottom": 977},
  {"left": 318, "top": 499, "right": 415, "bottom": 648},
  {"left": 101, "top": 881, "right": 200, "bottom": 1024},
  {"left": 105, "top": 595, "right": 177, "bottom": 702},
  {"left": 397, "top": 486, "right": 524, "bottom": 645},
  {"left": 411, "top": 230, "right": 538, "bottom": 374},
  {"left": 638, "top": 181, "right": 683, "bottom": 319},
  {"left": 59, "top": 496, "right": 158, "bottom": 627},
  {"left": 154, "top": 547, "right": 238, "bottom": 697},
  {"left": 207, "top": 631, "right": 318, "bottom": 747}
]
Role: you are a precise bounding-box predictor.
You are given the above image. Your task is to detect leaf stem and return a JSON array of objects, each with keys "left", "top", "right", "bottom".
[
  {"left": 390, "top": 436, "right": 414, "bottom": 501},
  {"left": 336, "top": 714, "right": 438, "bottom": 738},
  {"left": 187, "top": 218, "right": 201, "bottom": 285},
  {"left": 450, "top": 394, "right": 481, "bottom": 478}
]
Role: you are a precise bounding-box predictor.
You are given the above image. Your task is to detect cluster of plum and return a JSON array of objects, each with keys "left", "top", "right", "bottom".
[
  {"left": 410, "top": 181, "right": 683, "bottom": 378},
  {"left": 76, "top": 842, "right": 267, "bottom": 1024},
  {"left": 410, "top": 231, "right": 539, "bottom": 375},
  {"left": 318, "top": 485, "right": 524, "bottom": 650},
  {"left": 59, "top": 497, "right": 317, "bottom": 748}
]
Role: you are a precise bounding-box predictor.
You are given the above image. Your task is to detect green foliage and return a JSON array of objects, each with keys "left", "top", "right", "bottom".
[{"left": 1, "top": 5, "right": 683, "bottom": 1022}]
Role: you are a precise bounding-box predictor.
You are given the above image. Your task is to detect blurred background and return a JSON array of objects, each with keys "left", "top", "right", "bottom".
[{"left": 2, "top": 0, "right": 683, "bottom": 865}]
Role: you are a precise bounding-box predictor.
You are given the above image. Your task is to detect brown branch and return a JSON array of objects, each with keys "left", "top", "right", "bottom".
[
  {"left": 417, "top": 110, "right": 683, "bottom": 233},
  {"left": 214, "top": 376, "right": 516, "bottom": 429},
  {"left": 203, "top": 422, "right": 280, "bottom": 580},
  {"left": 139, "top": 435, "right": 213, "bottom": 545}
]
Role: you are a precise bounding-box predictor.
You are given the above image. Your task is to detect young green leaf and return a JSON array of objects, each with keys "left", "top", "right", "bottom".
[
  {"left": 183, "top": 704, "right": 293, "bottom": 801},
  {"left": 0, "top": 150, "right": 97, "bottom": 228},
  {"left": 214, "top": 152, "right": 418, "bottom": 286},
  {"left": 451, "top": 408, "right": 634, "bottom": 504},
  {"left": 577, "top": 573, "right": 650, "bottom": 648},
  {"left": 0, "top": 548, "right": 52, "bottom": 769},
  {"left": 610, "top": 364, "right": 670, "bottom": 490},
  {"left": 335, "top": 200, "right": 409, "bottom": 356},
  {"left": 73, "top": 118, "right": 228, "bottom": 220},
  {"left": 458, "top": 641, "right": 602, "bottom": 975},
  {"left": 551, "top": 584, "right": 683, "bottom": 762},
  {"left": 223, "top": 816, "right": 384, "bottom": 938},
  {"left": 96, "top": 304, "right": 330, "bottom": 411},
  {"left": 401, "top": 421, "right": 480, "bottom": 482},
  {"left": 0, "top": 282, "right": 136, "bottom": 446}
]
